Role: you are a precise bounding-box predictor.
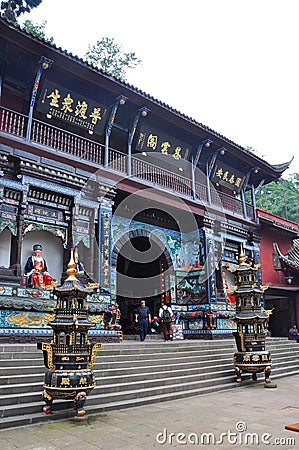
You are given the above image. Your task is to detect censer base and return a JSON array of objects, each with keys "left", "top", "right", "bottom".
[
  {"left": 42, "top": 369, "right": 96, "bottom": 416},
  {"left": 233, "top": 351, "right": 272, "bottom": 383}
]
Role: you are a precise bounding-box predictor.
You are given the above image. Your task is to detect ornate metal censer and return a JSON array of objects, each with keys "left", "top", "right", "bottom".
[
  {"left": 37, "top": 251, "right": 102, "bottom": 416},
  {"left": 231, "top": 246, "right": 272, "bottom": 384}
]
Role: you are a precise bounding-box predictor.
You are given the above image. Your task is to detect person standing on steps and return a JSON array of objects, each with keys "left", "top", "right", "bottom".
[
  {"left": 135, "top": 300, "right": 151, "bottom": 341},
  {"left": 159, "top": 301, "right": 173, "bottom": 341}
]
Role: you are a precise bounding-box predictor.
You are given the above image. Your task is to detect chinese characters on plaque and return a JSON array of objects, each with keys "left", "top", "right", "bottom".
[
  {"left": 135, "top": 124, "right": 191, "bottom": 160},
  {"left": 27, "top": 204, "right": 64, "bottom": 221},
  {"left": 37, "top": 80, "right": 108, "bottom": 135},
  {"left": 211, "top": 162, "right": 245, "bottom": 193},
  {"left": 99, "top": 209, "right": 111, "bottom": 292}
]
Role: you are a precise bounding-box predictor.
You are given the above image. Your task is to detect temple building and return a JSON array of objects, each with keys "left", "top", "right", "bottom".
[
  {"left": 0, "top": 17, "right": 292, "bottom": 341},
  {"left": 258, "top": 209, "right": 299, "bottom": 336}
]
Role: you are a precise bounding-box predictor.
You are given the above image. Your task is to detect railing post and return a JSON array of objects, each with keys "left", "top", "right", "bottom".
[
  {"left": 104, "top": 95, "right": 127, "bottom": 167},
  {"left": 206, "top": 162, "right": 212, "bottom": 205},
  {"left": 191, "top": 141, "right": 208, "bottom": 201},
  {"left": 191, "top": 156, "right": 196, "bottom": 200},
  {"left": 26, "top": 56, "right": 53, "bottom": 142},
  {"left": 251, "top": 184, "right": 258, "bottom": 222},
  {"left": 128, "top": 107, "right": 149, "bottom": 177},
  {"left": 241, "top": 188, "right": 247, "bottom": 219}
]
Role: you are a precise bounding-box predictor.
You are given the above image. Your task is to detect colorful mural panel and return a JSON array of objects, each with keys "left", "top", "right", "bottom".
[{"left": 112, "top": 215, "right": 205, "bottom": 303}]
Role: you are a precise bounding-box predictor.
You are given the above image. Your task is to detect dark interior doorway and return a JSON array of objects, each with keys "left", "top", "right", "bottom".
[
  {"left": 265, "top": 297, "right": 292, "bottom": 337},
  {"left": 116, "top": 236, "right": 168, "bottom": 334}
]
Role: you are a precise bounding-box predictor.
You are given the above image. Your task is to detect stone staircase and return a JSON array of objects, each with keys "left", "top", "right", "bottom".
[{"left": 0, "top": 337, "right": 299, "bottom": 429}]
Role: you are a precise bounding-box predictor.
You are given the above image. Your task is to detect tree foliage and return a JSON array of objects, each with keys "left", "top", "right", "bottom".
[
  {"left": 22, "top": 19, "right": 54, "bottom": 44},
  {"left": 1, "top": 0, "right": 42, "bottom": 19},
  {"left": 255, "top": 174, "right": 299, "bottom": 225},
  {"left": 85, "top": 37, "right": 141, "bottom": 81}
]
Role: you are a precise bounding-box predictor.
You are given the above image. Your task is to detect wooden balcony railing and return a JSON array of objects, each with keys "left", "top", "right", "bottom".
[
  {"left": 31, "top": 119, "right": 103, "bottom": 165},
  {"left": 132, "top": 157, "right": 192, "bottom": 197},
  {"left": 0, "top": 106, "right": 255, "bottom": 220},
  {"left": 108, "top": 147, "right": 127, "bottom": 172},
  {"left": 0, "top": 107, "right": 26, "bottom": 138}
]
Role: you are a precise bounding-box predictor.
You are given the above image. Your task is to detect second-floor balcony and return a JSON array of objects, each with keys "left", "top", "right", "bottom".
[{"left": 0, "top": 106, "right": 255, "bottom": 221}]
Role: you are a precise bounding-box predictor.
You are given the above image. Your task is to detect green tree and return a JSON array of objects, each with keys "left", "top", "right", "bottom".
[
  {"left": 255, "top": 175, "right": 299, "bottom": 225},
  {"left": 1, "top": 0, "right": 42, "bottom": 20},
  {"left": 85, "top": 37, "right": 141, "bottom": 81},
  {"left": 22, "top": 19, "right": 54, "bottom": 44}
]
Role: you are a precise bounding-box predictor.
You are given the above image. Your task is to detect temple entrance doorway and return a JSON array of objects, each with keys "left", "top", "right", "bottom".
[{"left": 115, "top": 235, "right": 172, "bottom": 335}]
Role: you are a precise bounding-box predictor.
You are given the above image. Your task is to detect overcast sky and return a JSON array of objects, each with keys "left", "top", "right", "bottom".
[{"left": 20, "top": 0, "right": 299, "bottom": 178}]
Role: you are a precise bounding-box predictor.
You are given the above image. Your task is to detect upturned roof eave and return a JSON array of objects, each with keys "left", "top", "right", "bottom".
[{"left": 274, "top": 240, "right": 299, "bottom": 271}]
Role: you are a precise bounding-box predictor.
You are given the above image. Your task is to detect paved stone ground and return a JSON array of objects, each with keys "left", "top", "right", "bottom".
[{"left": 1, "top": 375, "right": 299, "bottom": 450}]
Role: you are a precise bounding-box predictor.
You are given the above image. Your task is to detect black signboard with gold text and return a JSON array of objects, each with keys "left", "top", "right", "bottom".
[
  {"left": 37, "top": 80, "right": 108, "bottom": 135},
  {"left": 211, "top": 162, "right": 245, "bottom": 193},
  {"left": 135, "top": 124, "right": 192, "bottom": 160}
]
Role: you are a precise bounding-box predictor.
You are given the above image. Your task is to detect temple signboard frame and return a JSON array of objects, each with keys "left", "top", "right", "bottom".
[
  {"left": 211, "top": 161, "right": 246, "bottom": 193},
  {"left": 36, "top": 80, "right": 108, "bottom": 136},
  {"left": 135, "top": 123, "right": 192, "bottom": 161}
]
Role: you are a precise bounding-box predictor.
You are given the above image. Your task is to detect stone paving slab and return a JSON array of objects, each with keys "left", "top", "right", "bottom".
[{"left": 0, "top": 375, "right": 299, "bottom": 449}]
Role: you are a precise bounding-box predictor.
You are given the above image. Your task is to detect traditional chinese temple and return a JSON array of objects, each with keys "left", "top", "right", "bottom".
[
  {"left": 0, "top": 17, "right": 293, "bottom": 341},
  {"left": 258, "top": 209, "right": 299, "bottom": 336}
]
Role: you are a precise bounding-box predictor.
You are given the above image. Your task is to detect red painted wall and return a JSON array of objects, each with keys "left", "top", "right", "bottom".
[{"left": 257, "top": 209, "right": 298, "bottom": 287}]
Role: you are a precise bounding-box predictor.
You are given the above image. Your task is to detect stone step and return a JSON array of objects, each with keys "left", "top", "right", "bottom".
[
  {"left": 0, "top": 351, "right": 44, "bottom": 360},
  {"left": 0, "top": 346, "right": 297, "bottom": 379},
  {"left": 0, "top": 381, "right": 41, "bottom": 396},
  {"left": 0, "top": 364, "right": 45, "bottom": 376},
  {"left": 95, "top": 359, "right": 234, "bottom": 380},
  {"left": 0, "top": 367, "right": 295, "bottom": 431},
  {"left": 0, "top": 338, "right": 298, "bottom": 429},
  {"left": 1, "top": 338, "right": 298, "bottom": 360},
  {"left": 99, "top": 342, "right": 237, "bottom": 355},
  {"left": 0, "top": 349, "right": 232, "bottom": 370},
  {"left": 1, "top": 348, "right": 297, "bottom": 380},
  {"left": 0, "top": 380, "right": 241, "bottom": 429},
  {"left": 0, "top": 355, "right": 298, "bottom": 410},
  {"left": 0, "top": 350, "right": 236, "bottom": 373},
  {"left": 0, "top": 342, "right": 295, "bottom": 370},
  {"left": 0, "top": 344, "right": 237, "bottom": 361},
  {"left": 0, "top": 337, "right": 292, "bottom": 354},
  {"left": 0, "top": 369, "right": 235, "bottom": 409},
  {"left": 1, "top": 359, "right": 293, "bottom": 423},
  {"left": 1, "top": 344, "right": 298, "bottom": 378},
  {"left": 0, "top": 363, "right": 234, "bottom": 396},
  {"left": 1, "top": 350, "right": 298, "bottom": 397},
  {"left": 0, "top": 344, "right": 295, "bottom": 367},
  {"left": 0, "top": 356, "right": 234, "bottom": 386},
  {"left": 0, "top": 372, "right": 239, "bottom": 416}
]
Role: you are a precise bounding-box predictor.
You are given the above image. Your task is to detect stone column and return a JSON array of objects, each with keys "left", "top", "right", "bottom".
[{"left": 11, "top": 201, "right": 25, "bottom": 277}]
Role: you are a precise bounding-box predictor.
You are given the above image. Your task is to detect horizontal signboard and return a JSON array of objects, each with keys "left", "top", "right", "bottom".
[
  {"left": 211, "top": 162, "right": 245, "bottom": 193},
  {"left": 135, "top": 124, "right": 192, "bottom": 160}
]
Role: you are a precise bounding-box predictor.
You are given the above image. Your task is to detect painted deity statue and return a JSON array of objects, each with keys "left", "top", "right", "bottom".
[{"left": 24, "top": 244, "right": 56, "bottom": 290}]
